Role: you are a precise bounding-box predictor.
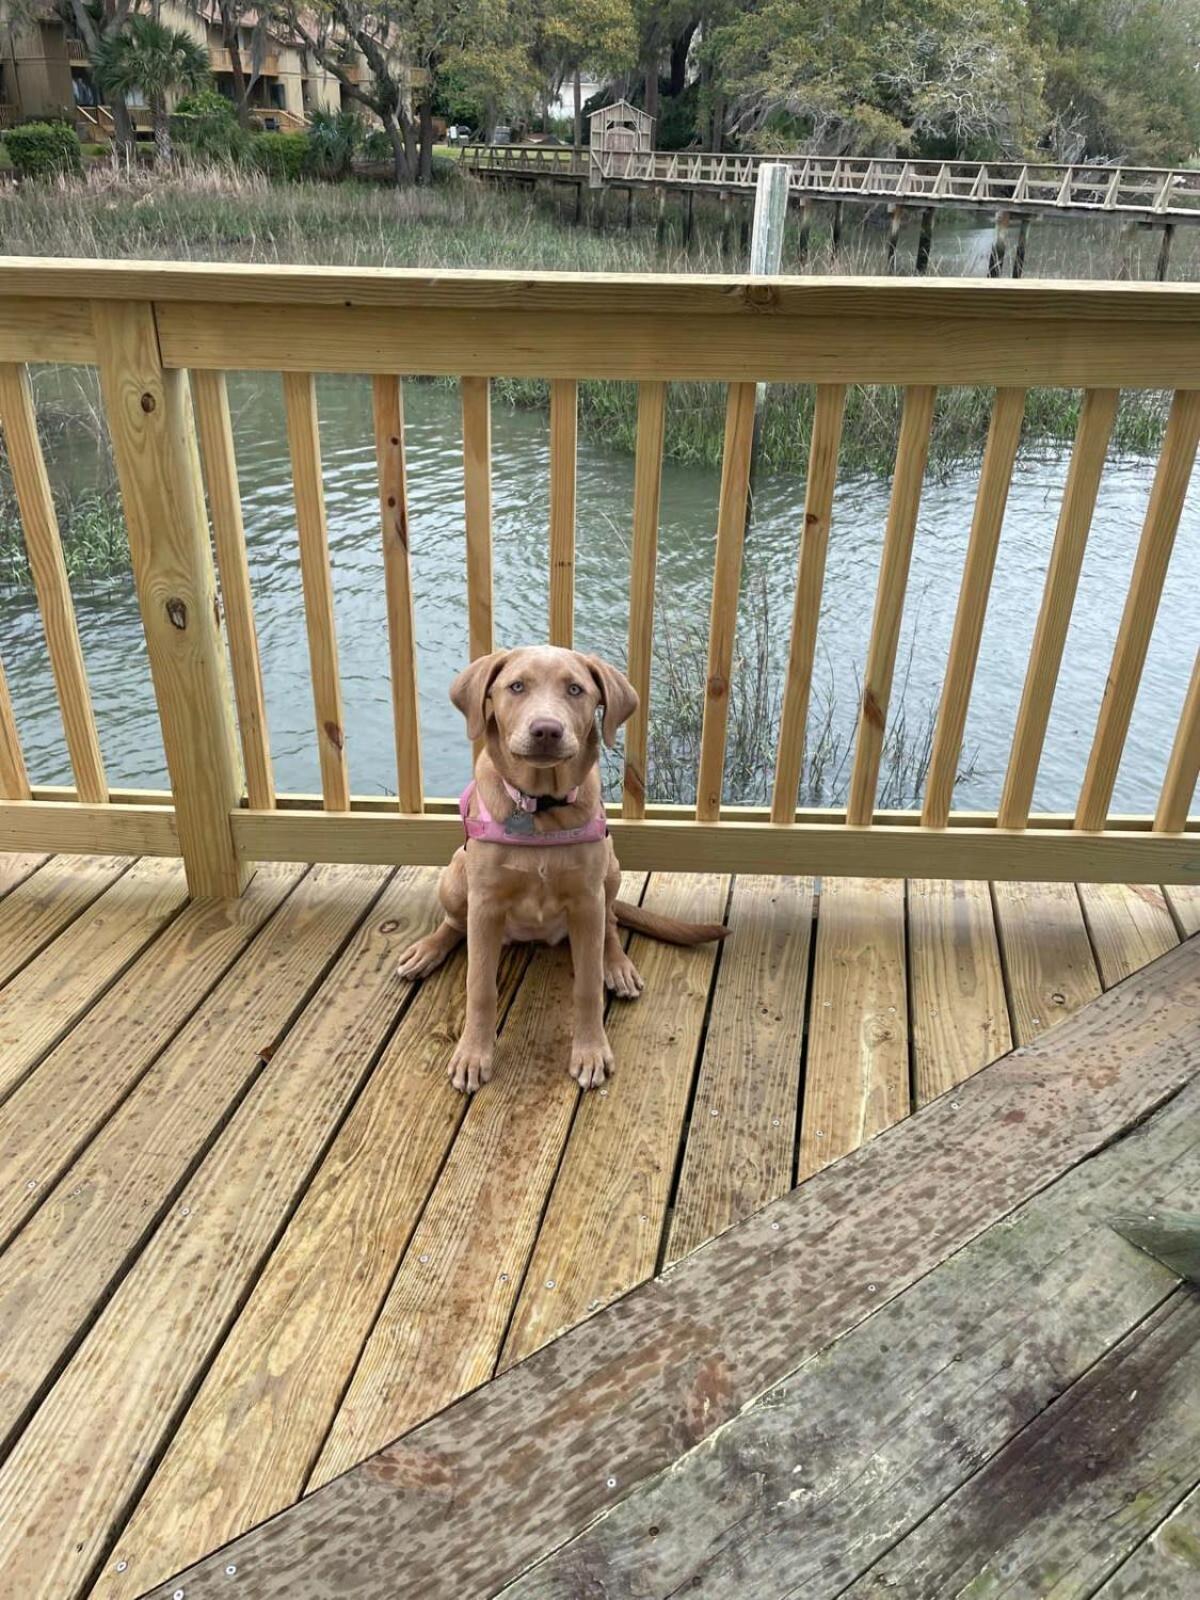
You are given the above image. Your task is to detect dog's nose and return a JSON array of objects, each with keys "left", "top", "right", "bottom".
[{"left": 529, "top": 718, "right": 565, "bottom": 744}]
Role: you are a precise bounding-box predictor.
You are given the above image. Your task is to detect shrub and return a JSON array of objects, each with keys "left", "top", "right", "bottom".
[
  {"left": 174, "top": 88, "right": 248, "bottom": 163},
  {"left": 4, "top": 121, "right": 83, "bottom": 180},
  {"left": 249, "top": 130, "right": 308, "bottom": 181},
  {"left": 305, "top": 108, "right": 361, "bottom": 180}
]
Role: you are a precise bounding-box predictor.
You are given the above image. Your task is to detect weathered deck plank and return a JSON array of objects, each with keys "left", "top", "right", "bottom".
[
  {"left": 1078, "top": 880, "right": 1179, "bottom": 986},
  {"left": 908, "top": 877, "right": 1012, "bottom": 1104},
  {"left": 0, "top": 865, "right": 432, "bottom": 1600},
  {"left": 0, "top": 857, "right": 188, "bottom": 1104},
  {"left": 502, "top": 873, "right": 728, "bottom": 1362},
  {"left": 0, "top": 852, "right": 129, "bottom": 990},
  {"left": 1092, "top": 1479, "right": 1200, "bottom": 1598},
  {"left": 496, "top": 1073, "right": 1200, "bottom": 1599},
  {"left": 1165, "top": 883, "right": 1200, "bottom": 936},
  {"left": 664, "top": 875, "right": 813, "bottom": 1266},
  {"left": 0, "top": 863, "right": 304, "bottom": 1246},
  {"left": 798, "top": 876, "right": 908, "bottom": 1179},
  {"left": 142, "top": 936, "right": 1200, "bottom": 1600},
  {"left": 991, "top": 878, "right": 1102, "bottom": 1043},
  {"left": 0, "top": 851, "right": 47, "bottom": 901}
]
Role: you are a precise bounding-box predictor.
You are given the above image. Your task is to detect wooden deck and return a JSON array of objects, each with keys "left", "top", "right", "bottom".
[{"left": 0, "top": 854, "right": 1196, "bottom": 1597}]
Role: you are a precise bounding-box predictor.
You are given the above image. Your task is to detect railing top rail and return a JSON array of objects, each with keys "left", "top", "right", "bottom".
[{"left": 5, "top": 257, "right": 1200, "bottom": 324}]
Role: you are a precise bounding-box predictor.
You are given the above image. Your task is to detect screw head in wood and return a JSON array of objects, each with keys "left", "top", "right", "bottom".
[
  {"left": 115, "top": 1560, "right": 127, "bottom": 1573},
  {"left": 225, "top": 1565, "right": 237, "bottom": 1577},
  {"left": 545, "top": 1279, "right": 556, "bottom": 1290},
  {"left": 607, "top": 1476, "right": 617, "bottom": 1488}
]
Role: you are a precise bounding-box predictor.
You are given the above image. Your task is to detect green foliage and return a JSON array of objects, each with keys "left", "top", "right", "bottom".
[
  {"left": 3, "top": 121, "right": 83, "bottom": 180},
  {"left": 250, "top": 130, "right": 310, "bottom": 181},
  {"left": 306, "top": 109, "right": 363, "bottom": 180},
  {"left": 173, "top": 89, "right": 249, "bottom": 163},
  {"left": 92, "top": 16, "right": 211, "bottom": 109}
]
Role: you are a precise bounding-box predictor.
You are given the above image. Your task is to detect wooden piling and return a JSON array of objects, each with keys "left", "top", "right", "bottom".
[{"left": 916, "top": 207, "right": 934, "bottom": 275}]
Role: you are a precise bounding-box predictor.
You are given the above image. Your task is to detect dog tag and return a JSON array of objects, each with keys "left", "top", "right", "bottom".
[{"left": 504, "top": 809, "right": 537, "bottom": 838}]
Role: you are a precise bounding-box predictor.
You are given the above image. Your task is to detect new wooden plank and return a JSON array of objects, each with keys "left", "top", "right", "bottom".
[
  {"left": 908, "top": 878, "right": 1012, "bottom": 1105},
  {"left": 696, "top": 382, "right": 755, "bottom": 821},
  {"left": 499, "top": 1070, "right": 1200, "bottom": 1600},
  {"left": 0, "top": 852, "right": 47, "bottom": 901},
  {"left": 282, "top": 370, "right": 350, "bottom": 812},
  {"left": 0, "top": 863, "right": 390, "bottom": 1456},
  {"left": 0, "top": 297, "right": 96, "bottom": 364},
  {"left": 145, "top": 936, "right": 1200, "bottom": 1600},
  {"left": 372, "top": 374, "right": 422, "bottom": 812},
  {"left": 0, "top": 864, "right": 432, "bottom": 1600},
  {"left": 798, "top": 876, "right": 909, "bottom": 1180},
  {"left": 461, "top": 376, "right": 493, "bottom": 662},
  {"left": 98, "top": 943, "right": 533, "bottom": 1600},
  {"left": 771, "top": 383, "right": 845, "bottom": 822},
  {"left": 1094, "top": 1480, "right": 1200, "bottom": 1598},
  {"left": 548, "top": 378, "right": 577, "bottom": 648},
  {"left": 998, "top": 388, "right": 1119, "bottom": 828},
  {"left": 0, "top": 856, "right": 188, "bottom": 1105},
  {"left": 0, "top": 651, "right": 29, "bottom": 800},
  {"left": 0, "top": 364, "right": 107, "bottom": 803},
  {"left": 665, "top": 875, "right": 814, "bottom": 1265},
  {"left": 840, "top": 1292, "right": 1200, "bottom": 1598},
  {"left": 621, "top": 380, "right": 665, "bottom": 818},
  {"left": 0, "top": 864, "right": 304, "bottom": 1247},
  {"left": 1079, "top": 881, "right": 1179, "bottom": 987},
  {"left": 503, "top": 873, "right": 729, "bottom": 1363},
  {"left": 192, "top": 368, "right": 275, "bottom": 811},
  {"left": 992, "top": 880, "right": 1103, "bottom": 1044},
  {"left": 0, "top": 852, "right": 129, "bottom": 992},
  {"left": 307, "top": 939, "right": 582, "bottom": 1487},
  {"left": 0, "top": 799, "right": 178, "bottom": 856},
  {"left": 847, "top": 386, "right": 936, "bottom": 825},
  {"left": 1155, "top": 645, "right": 1200, "bottom": 831},
  {"left": 1077, "top": 389, "right": 1200, "bottom": 829}
]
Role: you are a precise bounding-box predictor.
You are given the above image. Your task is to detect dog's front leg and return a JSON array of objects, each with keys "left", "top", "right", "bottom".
[
  {"left": 567, "top": 889, "right": 613, "bottom": 1090},
  {"left": 449, "top": 894, "right": 505, "bottom": 1093}
]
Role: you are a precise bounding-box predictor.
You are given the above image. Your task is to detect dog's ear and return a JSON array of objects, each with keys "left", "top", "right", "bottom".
[
  {"left": 584, "top": 655, "right": 639, "bottom": 748},
  {"left": 450, "top": 651, "right": 509, "bottom": 741}
]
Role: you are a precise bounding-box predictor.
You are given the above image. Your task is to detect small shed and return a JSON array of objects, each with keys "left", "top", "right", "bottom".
[{"left": 588, "top": 98, "right": 654, "bottom": 176}]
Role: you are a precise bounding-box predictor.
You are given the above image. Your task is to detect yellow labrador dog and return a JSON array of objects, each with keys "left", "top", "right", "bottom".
[{"left": 397, "top": 645, "right": 727, "bottom": 1092}]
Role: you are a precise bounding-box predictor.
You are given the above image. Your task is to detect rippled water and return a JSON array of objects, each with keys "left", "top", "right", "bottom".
[{"left": 3, "top": 371, "right": 1197, "bottom": 816}]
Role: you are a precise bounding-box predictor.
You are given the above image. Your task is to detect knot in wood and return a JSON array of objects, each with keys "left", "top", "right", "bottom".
[
  {"left": 706, "top": 675, "right": 728, "bottom": 700},
  {"left": 323, "top": 720, "right": 344, "bottom": 751},
  {"left": 165, "top": 598, "right": 187, "bottom": 629},
  {"left": 739, "top": 283, "right": 779, "bottom": 310},
  {"left": 140, "top": 392, "right": 157, "bottom": 413}
]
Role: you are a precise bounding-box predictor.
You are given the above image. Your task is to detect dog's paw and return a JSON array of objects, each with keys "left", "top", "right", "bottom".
[
  {"left": 397, "top": 934, "right": 449, "bottom": 981},
  {"left": 448, "top": 1037, "right": 493, "bottom": 1094},
  {"left": 569, "top": 1036, "right": 614, "bottom": 1090},
  {"left": 604, "top": 949, "right": 644, "bottom": 1000}
]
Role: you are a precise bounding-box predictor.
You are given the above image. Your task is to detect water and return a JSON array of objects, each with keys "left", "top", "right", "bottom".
[{"left": 2, "top": 370, "right": 1197, "bottom": 817}]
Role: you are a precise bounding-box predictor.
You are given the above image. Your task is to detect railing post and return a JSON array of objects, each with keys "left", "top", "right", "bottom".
[{"left": 92, "top": 300, "right": 248, "bottom": 898}]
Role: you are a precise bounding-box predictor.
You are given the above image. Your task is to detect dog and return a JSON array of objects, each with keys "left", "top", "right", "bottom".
[{"left": 397, "top": 646, "right": 728, "bottom": 1093}]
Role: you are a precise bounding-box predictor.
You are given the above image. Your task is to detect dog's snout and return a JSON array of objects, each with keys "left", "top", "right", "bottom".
[{"left": 529, "top": 717, "right": 565, "bottom": 743}]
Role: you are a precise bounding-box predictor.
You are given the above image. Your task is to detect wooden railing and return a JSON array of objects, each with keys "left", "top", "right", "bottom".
[
  {"left": 462, "top": 143, "right": 587, "bottom": 178},
  {"left": 0, "top": 261, "right": 1198, "bottom": 896}
]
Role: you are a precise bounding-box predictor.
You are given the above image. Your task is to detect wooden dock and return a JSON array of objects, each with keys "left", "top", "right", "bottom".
[{"left": 0, "top": 854, "right": 1196, "bottom": 1597}]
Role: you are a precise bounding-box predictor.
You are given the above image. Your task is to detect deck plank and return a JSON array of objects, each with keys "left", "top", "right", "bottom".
[
  {"left": 142, "top": 935, "right": 1200, "bottom": 1600},
  {"left": 1092, "top": 1478, "right": 1200, "bottom": 1598},
  {"left": 0, "top": 852, "right": 129, "bottom": 990},
  {"left": 664, "top": 875, "right": 813, "bottom": 1266},
  {"left": 908, "top": 878, "right": 1012, "bottom": 1105},
  {"left": 0, "top": 864, "right": 304, "bottom": 1247},
  {"left": 841, "top": 1292, "right": 1200, "bottom": 1599},
  {"left": 503, "top": 873, "right": 729, "bottom": 1363},
  {"left": 0, "top": 852, "right": 48, "bottom": 901},
  {"left": 1165, "top": 883, "right": 1200, "bottom": 937},
  {"left": 1078, "top": 881, "right": 1179, "bottom": 987},
  {"left": 496, "top": 1071, "right": 1200, "bottom": 1599},
  {"left": 0, "top": 858, "right": 189, "bottom": 1105},
  {"left": 798, "top": 876, "right": 908, "bottom": 1180},
  {"left": 991, "top": 879, "right": 1102, "bottom": 1044},
  {"left": 0, "top": 863, "right": 389, "bottom": 1454},
  {"left": 0, "top": 864, "right": 434, "bottom": 1600},
  {"left": 308, "top": 941, "right": 581, "bottom": 1487},
  {"left": 100, "top": 944, "right": 532, "bottom": 1600}
]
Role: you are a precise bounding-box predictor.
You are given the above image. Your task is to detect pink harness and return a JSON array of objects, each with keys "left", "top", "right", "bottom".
[{"left": 459, "top": 779, "right": 608, "bottom": 847}]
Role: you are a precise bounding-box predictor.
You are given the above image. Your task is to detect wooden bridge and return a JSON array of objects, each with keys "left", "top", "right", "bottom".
[
  {"left": 463, "top": 145, "right": 1200, "bottom": 277},
  {"left": 0, "top": 262, "right": 1198, "bottom": 1597}
]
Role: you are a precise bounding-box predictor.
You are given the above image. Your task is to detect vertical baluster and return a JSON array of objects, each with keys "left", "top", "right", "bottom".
[
  {"left": 372, "top": 375, "right": 423, "bottom": 814},
  {"left": 0, "top": 652, "right": 30, "bottom": 800},
  {"left": 282, "top": 371, "right": 349, "bottom": 812},
  {"left": 771, "top": 384, "right": 846, "bottom": 824},
  {"left": 1156, "top": 647, "right": 1200, "bottom": 832},
  {"left": 997, "top": 388, "right": 1119, "bottom": 829},
  {"left": 922, "top": 388, "right": 1025, "bottom": 829},
  {"left": 623, "top": 380, "right": 666, "bottom": 818},
  {"left": 696, "top": 381, "right": 756, "bottom": 822},
  {"left": 461, "top": 376, "right": 494, "bottom": 662},
  {"left": 1077, "top": 389, "right": 1200, "bottom": 830},
  {"left": 846, "top": 384, "right": 937, "bottom": 826},
  {"left": 0, "top": 363, "right": 107, "bottom": 804},
  {"left": 191, "top": 369, "right": 275, "bottom": 812},
  {"left": 549, "top": 379, "right": 577, "bottom": 648}
]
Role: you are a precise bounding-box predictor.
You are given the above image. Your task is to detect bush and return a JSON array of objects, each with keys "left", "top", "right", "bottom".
[
  {"left": 4, "top": 121, "right": 82, "bottom": 180},
  {"left": 305, "top": 108, "right": 361, "bottom": 180},
  {"left": 174, "top": 89, "right": 248, "bottom": 164},
  {"left": 249, "top": 130, "right": 308, "bottom": 181}
]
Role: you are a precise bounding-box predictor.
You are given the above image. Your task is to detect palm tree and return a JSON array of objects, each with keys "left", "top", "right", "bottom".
[{"left": 93, "top": 15, "right": 211, "bottom": 165}]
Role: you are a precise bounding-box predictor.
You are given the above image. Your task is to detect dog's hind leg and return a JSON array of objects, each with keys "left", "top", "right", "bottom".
[
  {"left": 603, "top": 849, "right": 644, "bottom": 1000},
  {"left": 396, "top": 852, "right": 467, "bottom": 980}
]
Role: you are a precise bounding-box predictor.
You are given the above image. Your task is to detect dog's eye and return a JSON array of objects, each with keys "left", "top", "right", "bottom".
[
  {"left": 508, "top": 680, "right": 525, "bottom": 694},
  {"left": 567, "top": 682, "right": 584, "bottom": 697}
]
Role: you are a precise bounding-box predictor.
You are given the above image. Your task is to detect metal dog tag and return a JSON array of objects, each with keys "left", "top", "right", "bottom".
[{"left": 504, "top": 809, "right": 537, "bottom": 838}]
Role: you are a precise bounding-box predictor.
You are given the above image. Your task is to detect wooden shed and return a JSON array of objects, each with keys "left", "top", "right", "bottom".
[{"left": 588, "top": 97, "right": 654, "bottom": 180}]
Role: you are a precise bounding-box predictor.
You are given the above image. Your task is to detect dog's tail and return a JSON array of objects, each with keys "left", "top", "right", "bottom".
[{"left": 614, "top": 900, "right": 729, "bottom": 947}]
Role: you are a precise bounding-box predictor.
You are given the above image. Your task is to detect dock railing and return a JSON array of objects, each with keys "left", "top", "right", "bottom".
[{"left": 0, "top": 260, "right": 1197, "bottom": 896}]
